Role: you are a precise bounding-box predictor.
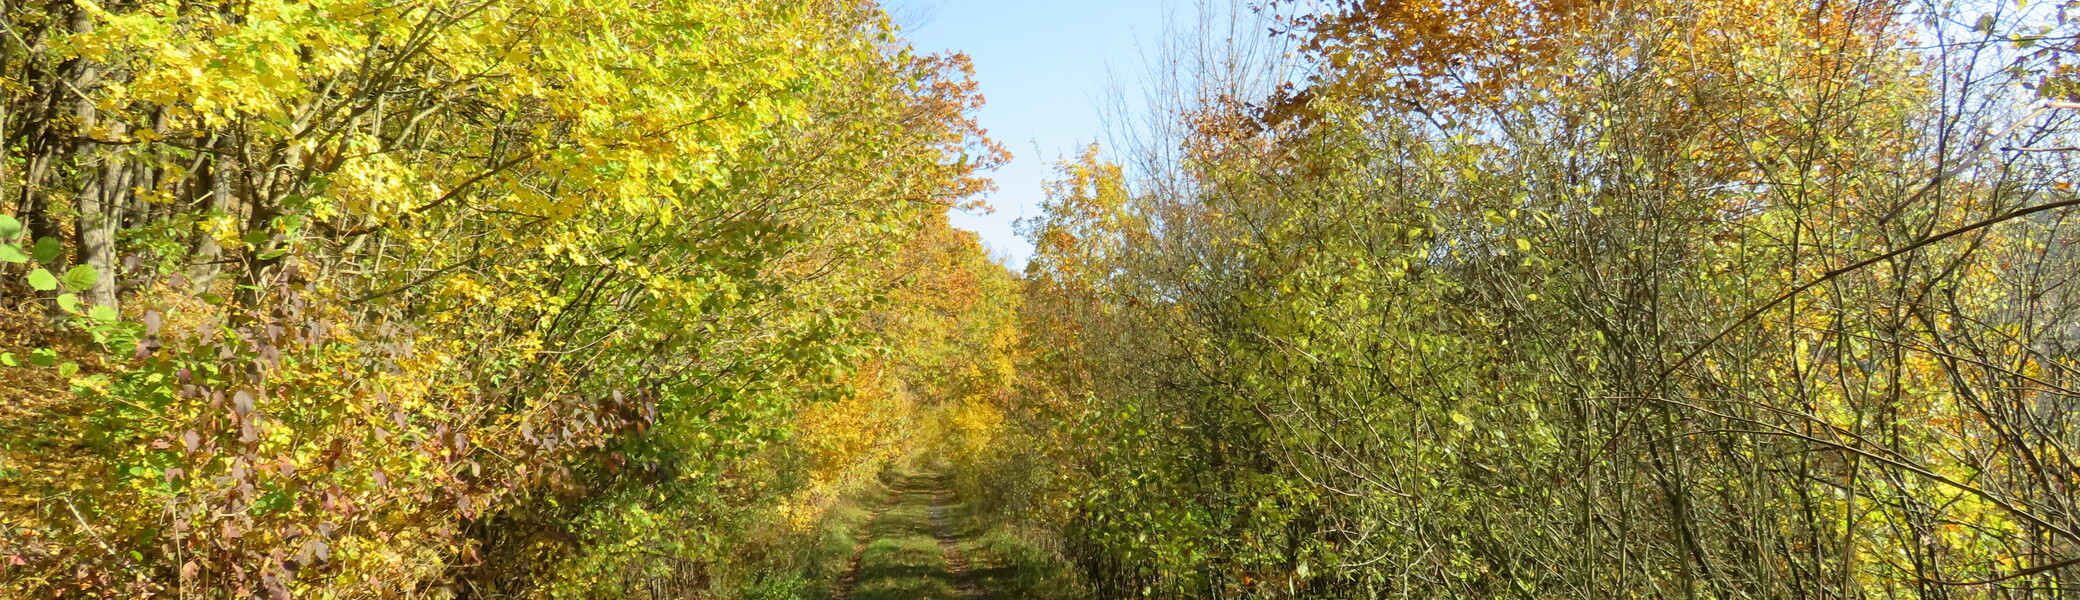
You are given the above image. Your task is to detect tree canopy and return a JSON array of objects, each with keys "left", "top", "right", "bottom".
[{"left": 6, "top": 0, "right": 2080, "bottom": 598}]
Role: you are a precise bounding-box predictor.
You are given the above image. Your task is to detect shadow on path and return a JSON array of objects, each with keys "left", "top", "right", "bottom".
[
  {"left": 832, "top": 469, "right": 1084, "bottom": 600},
  {"left": 839, "top": 472, "right": 973, "bottom": 600}
]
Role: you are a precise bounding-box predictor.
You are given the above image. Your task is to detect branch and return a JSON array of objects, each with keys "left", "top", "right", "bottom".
[
  {"left": 1659, "top": 196, "right": 2080, "bottom": 383},
  {"left": 352, "top": 257, "right": 480, "bottom": 304},
  {"left": 1923, "top": 556, "right": 2080, "bottom": 587},
  {"left": 408, "top": 151, "right": 538, "bottom": 214}
]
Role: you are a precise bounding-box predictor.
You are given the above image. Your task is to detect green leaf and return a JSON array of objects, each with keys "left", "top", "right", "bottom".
[
  {"left": 28, "top": 348, "right": 57, "bottom": 367},
  {"left": 57, "top": 362, "right": 78, "bottom": 377},
  {"left": 0, "top": 244, "right": 27, "bottom": 263},
  {"left": 32, "top": 237, "right": 60, "bottom": 263},
  {"left": 26, "top": 268, "right": 57, "bottom": 291},
  {"left": 254, "top": 490, "right": 293, "bottom": 514},
  {"left": 0, "top": 353, "right": 16, "bottom": 367},
  {"left": 0, "top": 215, "right": 20, "bottom": 240},
  {"left": 56, "top": 293, "right": 79, "bottom": 314},
  {"left": 61, "top": 264, "right": 98, "bottom": 293},
  {"left": 88, "top": 304, "right": 118, "bottom": 324}
]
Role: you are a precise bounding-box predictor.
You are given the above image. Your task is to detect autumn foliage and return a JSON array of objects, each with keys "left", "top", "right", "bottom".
[
  {"left": 1000, "top": 0, "right": 2080, "bottom": 597},
  {"left": 1, "top": 0, "right": 1010, "bottom": 597},
  {"left": 10, "top": 0, "right": 2080, "bottom": 598}
]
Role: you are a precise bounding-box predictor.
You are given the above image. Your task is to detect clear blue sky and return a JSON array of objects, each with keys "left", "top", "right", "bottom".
[{"left": 887, "top": 0, "right": 1173, "bottom": 267}]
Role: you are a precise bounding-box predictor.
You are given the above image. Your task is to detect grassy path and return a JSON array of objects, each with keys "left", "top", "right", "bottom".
[
  {"left": 828, "top": 468, "right": 1085, "bottom": 600},
  {"left": 924, "top": 484, "right": 980, "bottom": 598},
  {"left": 838, "top": 472, "right": 968, "bottom": 600}
]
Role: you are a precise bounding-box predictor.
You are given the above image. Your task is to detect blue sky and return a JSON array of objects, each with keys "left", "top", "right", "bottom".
[{"left": 887, "top": 1, "right": 1173, "bottom": 267}]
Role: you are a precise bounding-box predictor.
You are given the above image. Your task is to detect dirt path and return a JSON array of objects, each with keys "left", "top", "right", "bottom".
[
  {"left": 830, "top": 468, "right": 1086, "bottom": 600},
  {"left": 926, "top": 483, "right": 980, "bottom": 599},
  {"left": 835, "top": 472, "right": 975, "bottom": 600},
  {"left": 830, "top": 502, "right": 890, "bottom": 599}
]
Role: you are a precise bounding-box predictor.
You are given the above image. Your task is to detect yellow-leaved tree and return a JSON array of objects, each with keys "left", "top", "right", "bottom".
[{"left": 0, "top": 0, "right": 1004, "bottom": 597}]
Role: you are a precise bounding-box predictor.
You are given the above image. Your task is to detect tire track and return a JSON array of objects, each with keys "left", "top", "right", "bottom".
[
  {"left": 836, "top": 472, "right": 976, "bottom": 600},
  {"left": 926, "top": 481, "right": 980, "bottom": 599},
  {"left": 832, "top": 497, "right": 893, "bottom": 599}
]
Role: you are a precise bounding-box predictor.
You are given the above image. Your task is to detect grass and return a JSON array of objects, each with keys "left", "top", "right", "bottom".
[
  {"left": 849, "top": 482, "right": 961, "bottom": 600},
  {"left": 852, "top": 533, "right": 960, "bottom": 600},
  {"left": 810, "top": 466, "right": 1087, "bottom": 600},
  {"left": 961, "top": 527, "right": 1088, "bottom": 600}
]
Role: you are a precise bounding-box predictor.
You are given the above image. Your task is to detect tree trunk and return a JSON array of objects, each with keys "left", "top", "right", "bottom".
[
  {"left": 189, "top": 132, "right": 239, "bottom": 293},
  {"left": 67, "top": 4, "right": 118, "bottom": 310},
  {"left": 13, "top": 16, "right": 63, "bottom": 246}
]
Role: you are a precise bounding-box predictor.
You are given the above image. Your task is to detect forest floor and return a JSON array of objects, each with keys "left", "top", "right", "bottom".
[{"left": 830, "top": 468, "right": 1084, "bottom": 600}]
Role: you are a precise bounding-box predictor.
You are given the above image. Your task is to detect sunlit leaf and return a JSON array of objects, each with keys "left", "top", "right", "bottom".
[
  {"left": 61, "top": 265, "right": 98, "bottom": 293},
  {"left": 25, "top": 268, "right": 56, "bottom": 291}
]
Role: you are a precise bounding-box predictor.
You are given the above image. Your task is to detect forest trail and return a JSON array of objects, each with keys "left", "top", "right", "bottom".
[
  {"left": 925, "top": 483, "right": 982, "bottom": 598},
  {"left": 835, "top": 471, "right": 988, "bottom": 600}
]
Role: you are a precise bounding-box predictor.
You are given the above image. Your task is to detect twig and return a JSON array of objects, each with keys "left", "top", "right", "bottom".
[
  {"left": 1659, "top": 196, "right": 2080, "bottom": 383},
  {"left": 351, "top": 256, "right": 480, "bottom": 303},
  {"left": 1923, "top": 556, "right": 2080, "bottom": 587},
  {"left": 59, "top": 496, "right": 116, "bottom": 554}
]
